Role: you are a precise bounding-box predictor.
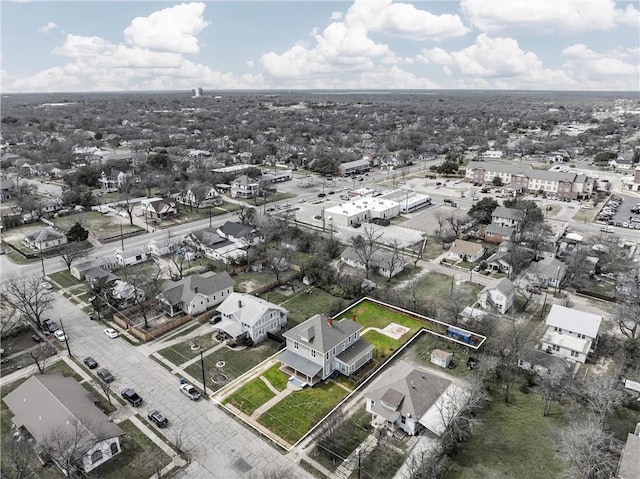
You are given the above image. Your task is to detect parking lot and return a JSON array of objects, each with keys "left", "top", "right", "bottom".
[{"left": 596, "top": 193, "right": 640, "bottom": 230}]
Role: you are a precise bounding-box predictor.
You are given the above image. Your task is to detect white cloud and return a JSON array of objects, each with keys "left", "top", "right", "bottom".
[
  {"left": 461, "top": 0, "right": 640, "bottom": 34},
  {"left": 53, "top": 34, "right": 114, "bottom": 58},
  {"left": 346, "top": 0, "right": 469, "bottom": 40},
  {"left": 124, "top": 2, "right": 209, "bottom": 54},
  {"left": 419, "top": 34, "right": 575, "bottom": 89},
  {"left": 562, "top": 43, "right": 639, "bottom": 87},
  {"left": 38, "top": 22, "right": 58, "bottom": 34}
]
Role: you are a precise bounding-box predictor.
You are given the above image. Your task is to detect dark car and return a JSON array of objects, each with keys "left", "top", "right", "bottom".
[
  {"left": 209, "top": 313, "right": 222, "bottom": 325},
  {"left": 83, "top": 357, "right": 98, "bottom": 369},
  {"left": 370, "top": 218, "right": 390, "bottom": 226},
  {"left": 121, "top": 388, "right": 143, "bottom": 407},
  {"left": 97, "top": 368, "right": 115, "bottom": 383},
  {"left": 317, "top": 193, "right": 326, "bottom": 198},
  {"left": 466, "top": 357, "right": 479, "bottom": 370},
  {"left": 148, "top": 410, "right": 169, "bottom": 428},
  {"left": 352, "top": 222, "right": 362, "bottom": 228}
]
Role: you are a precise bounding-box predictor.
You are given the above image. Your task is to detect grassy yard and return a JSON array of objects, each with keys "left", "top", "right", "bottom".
[
  {"left": 261, "top": 287, "right": 346, "bottom": 326},
  {"left": 156, "top": 332, "right": 219, "bottom": 367},
  {"left": 52, "top": 211, "right": 139, "bottom": 239},
  {"left": 184, "top": 340, "right": 282, "bottom": 392},
  {"left": 223, "top": 364, "right": 289, "bottom": 415},
  {"left": 88, "top": 419, "right": 171, "bottom": 479},
  {"left": 356, "top": 442, "right": 406, "bottom": 479},
  {"left": 362, "top": 330, "right": 404, "bottom": 362},
  {"left": 398, "top": 332, "right": 478, "bottom": 379},
  {"left": 258, "top": 380, "right": 350, "bottom": 444},
  {"left": 341, "top": 300, "right": 427, "bottom": 334},
  {"left": 444, "top": 389, "right": 565, "bottom": 479},
  {"left": 49, "top": 270, "right": 82, "bottom": 289},
  {"left": 401, "top": 271, "right": 484, "bottom": 304},
  {"left": 224, "top": 377, "right": 276, "bottom": 415}
]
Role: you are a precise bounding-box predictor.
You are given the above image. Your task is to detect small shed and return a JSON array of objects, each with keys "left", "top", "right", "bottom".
[{"left": 431, "top": 349, "right": 453, "bottom": 369}]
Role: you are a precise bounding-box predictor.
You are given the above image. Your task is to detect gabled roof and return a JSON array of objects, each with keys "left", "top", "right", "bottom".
[
  {"left": 492, "top": 206, "right": 525, "bottom": 221},
  {"left": 519, "top": 347, "right": 572, "bottom": 375},
  {"left": 545, "top": 304, "right": 602, "bottom": 338},
  {"left": 485, "top": 224, "right": 515, "bottom": 236},
  {"left": 449, "top": 239, "right": 484, "bottom": 256},
  {"left": 340, "top": 246, "right": 405, "bottom": 269},
  {"left": 218, "top": 221, "right": 257, "bottom": 238},
  {"left": 365, "top": 360, "right": 451, "bottom": 423},
  {"left": 231, "top": 175, "right": 258, "bottom": 185},
  {"left": 158, "top": 271, "right": 233, "bottom": 306},
  {"left": 481, "top": 277, "right": 516, "bottom": 296},
  {"left": 115, "top": 245, "right": 149, "bottom": 259},
  {"left": 284, "top": 314, "right": 362, "bottom": 354},
  {"left": 217, "top": 292, "right": 287, "bottom": 327},
  {"left": 4, "top": 374, "right": 124, "bottom": 444},
  {"left": 529, "top": 257, "right": 567, "bottom": 278},
  {"left": 190, "top": 227, "right": 226, "bottom": 247}
]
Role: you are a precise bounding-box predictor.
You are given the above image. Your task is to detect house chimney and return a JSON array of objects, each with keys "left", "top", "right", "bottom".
[
  {"left": 238, "top": 300, "right": 242, "bottom": 308},
  {"left": 194, "top": 287, "right": 198, "bottom": 294},
  {"left": 327, "top": 316, "right": 333, "bottom": 327},
  {"left": 352, "top": 313, "right": 356, "bottom": 322}
]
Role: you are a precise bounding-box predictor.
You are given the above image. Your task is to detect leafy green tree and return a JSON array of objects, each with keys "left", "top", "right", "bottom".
[
  {"left": 468, "top": 198, "right": 499, "bottom": 224},
  {"left": 66, "top": 222, "right": 89, "bottom": 242},
  {"left": 436, "top": 160, "right": 459, "bottom": 175},
  {"left": 492, "top": 176, "right": 504, "bottom": 186}
]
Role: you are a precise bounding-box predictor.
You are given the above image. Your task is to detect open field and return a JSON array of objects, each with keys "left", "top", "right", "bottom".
[{"left": 52, "top": 211, "right": 142, "bottom": 240}]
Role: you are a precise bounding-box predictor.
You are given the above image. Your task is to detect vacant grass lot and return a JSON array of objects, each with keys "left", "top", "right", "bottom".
[
  {"left": 52, "top": 212, "right": 141, "bottom": 239},
  {"left": 402, "top": 271, "right": 484, "bottom": 304},
  {"left": 157, "top": 332, "right": 219, "bottom": 367},
  {"left": 184, "top": 340, "right": 281, "bottom": 392},
  {"left": 258, "top": 380, "right": 350, "bottom": 444},
  {"left": 445, "top": 389, "right": 565, "bottom": 479},
  {"left": 261, "top": 287, "right": 346, "bottom": 326},
  {"left": 49, "top": 270, "right": 82, "bottom": 288}
]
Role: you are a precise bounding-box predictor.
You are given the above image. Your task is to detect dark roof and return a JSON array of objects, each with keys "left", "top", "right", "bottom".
[
  {"left": 218, "top": 221, "right": 257, "bottom": 238},
  {"left": 4, "top": 374, "right": 124, "bottom": 444},
  {"left": 366, "top": 360, "right": 451, "bottom": 421},
  {"left": 519, "top": 348, "right": 572, "bottom": 374},
  {"left": 492, "top": 207, "right": 525, "bottom": 221},
  {"left": 158, "top": 271, "right": 233, "bottom": 306},
  {"left": 284, "top": 314, "right": 362, "bottom": 354},
  {"left": 190, "top": 227, "right": 226, "bottom": 246},
  {"left": 485, "top": 224, "right": 515, "bottom": 236},
  {"left": 278, "top": 349, "right": 323, "bottom": 377}
]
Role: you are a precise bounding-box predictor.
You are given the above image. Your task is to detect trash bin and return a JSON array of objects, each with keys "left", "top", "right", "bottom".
[{"left": 179, "top": 378, "right": 185, "bottom": 385}]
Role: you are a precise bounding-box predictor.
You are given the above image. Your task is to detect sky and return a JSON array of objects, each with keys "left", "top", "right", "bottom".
[{"left": 1, "top": 0, "right": 639, "bottom": 93}]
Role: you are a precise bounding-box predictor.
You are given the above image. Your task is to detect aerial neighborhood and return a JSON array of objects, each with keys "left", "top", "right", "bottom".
[{"left": 1, "top": 90, "right": 639, "bottom": 479}]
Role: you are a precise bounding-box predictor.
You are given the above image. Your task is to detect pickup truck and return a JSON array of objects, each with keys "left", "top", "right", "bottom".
[{"left": 600, "top": 226, "right": 613, "bottom": 233}]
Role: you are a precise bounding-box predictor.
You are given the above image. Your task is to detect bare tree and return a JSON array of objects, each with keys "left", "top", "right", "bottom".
[
  {"left": 579, "top": 375, "right": 625, "bottom": 420},
  {"left": 118, "top": 179, "right": 138, "bottom": 226},
  {"left": 40, "top": 417, "right": 106, "bottom": 477},
  {"left": 234, "top": 203, "right": 256, "bottom": 225},
  {"left": 405, "top": 447, "right": 448, "bottom": 479},
  {"left": 58, "top": 242, "right": 87, "bottom": 272},
  {"left": 265, "top": 246, "right": 293, "bottom": 283},
  {"left": 613, "top": 302, "right": 640, "bottom": 342},
  {"left": 94, "top": 379, "right": 113, "bottom": 407},
  {"left": 3, "top": 275, "right": 54, "bottom": 329},
  {"left": 350, "top": 225, "right": 384, "bottom": 279},
  {"left": 0, "top": 300, "right": 25, "bottom": 338},
  {"left": 536, "top": 368, "right": 572, "bottom": 416},
  {"left": 1, "top": 435, "right": 38, "bottom": 479},
  {"left": 554, "top": 414, "right": 618, "bottom": 479},
  {"left": 437, "top": 377, "right": 489, "bottom": 448},
  {"left": 30, "top": 342, "right": 56, "bottom": 374},
  {"left": 381, "top": 240, "right": 404, "bottom": 282}
]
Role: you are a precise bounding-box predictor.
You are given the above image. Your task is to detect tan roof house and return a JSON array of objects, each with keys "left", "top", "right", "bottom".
[{"left": 448, "top": 239, "right": 485, "bottom": 263}]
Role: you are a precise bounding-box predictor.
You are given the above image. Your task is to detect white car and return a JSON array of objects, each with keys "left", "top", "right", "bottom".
[
  {"left": 179, "top": 383, "right": 201, "bottom": 401},
  {"left": 54, "top": 330, "right": 67, "bottom": 341},
  {"left": 104, "top": 328, "right": 119, "bottom": 339},
  {"left": 40, "top": 281, "right": 53, "bottom": 290}
]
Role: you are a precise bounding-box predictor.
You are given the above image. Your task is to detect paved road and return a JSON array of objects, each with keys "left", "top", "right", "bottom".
[{"left": 41, "top": 292, "right": 311, "bottom": 479}]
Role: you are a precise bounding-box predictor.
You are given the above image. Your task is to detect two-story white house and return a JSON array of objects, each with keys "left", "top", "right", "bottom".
[
  {"left": 477, "top": 278, "right": 515, "bottom": 314},
  {"left": 140, "top": 198, "right": 177, "bottom": 220},
  {"left": 230, "top": 175, "right": 260, "bottom": 199},
  {"left": 491, "top": 207, "right": 524, "bottom": 229},
  {"left": 174, "top": 187, "right": 222, "bottom": 208},
  {"left": 540, "top": 304, "right": 602, "bottom": 363},
  {"left": 156, "top": 271, "right": 234, "bottom": 317},
  {"left": 279, "top": 314, "right": 375, "bottom": 386},
  {"left": 215, "top": 292, "right": 288, "bottom": 344}
]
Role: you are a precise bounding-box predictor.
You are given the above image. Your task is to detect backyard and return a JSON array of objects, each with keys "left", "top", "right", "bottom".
[{"left": 260, "top": 285, "right": 347, "bottom": 326}]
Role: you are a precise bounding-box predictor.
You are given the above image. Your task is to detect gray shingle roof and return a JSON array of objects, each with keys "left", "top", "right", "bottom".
[
  {"left": 366, "top": 360, "right": 451, "bottom": 421},
  {"left": 4, "top": 374, "right": 124, "bottom": 444},
  {"left": 158, "top": 271, "right": 233, "bottom": 306},
  {"left": 284, "top": 314, "right": 362, "bottom": 354},
  {"left": 492, "top": 207, "right": 525, "bottom": 221},
  {"left": 466, "top": 161, "right": 578, "bottom": 182},
  {"left": 217, "top": 292, "right": 287, "bottom": 327}
]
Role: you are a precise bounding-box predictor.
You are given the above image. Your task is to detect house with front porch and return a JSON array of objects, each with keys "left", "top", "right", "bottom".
[
  {"left": 217, "top": 221, "right": 263, "bottom": 247},
  {"left": 156, "top": 271, "right": 233, "bottom": 317},
  {"left": 540, "top": 304, "right": 602, "bottom": 363},
  {"left": 448, "top": 239, "right": 485, "bottom": 263},
  {"left": 230, "top": 175, "right": 260, "bottom": 198},
  {"left": 215, "top": 292, "right": 287, "bottom": 344},
  {"left": 365, "top": 360, "right": 453, "bottom": 436},
  {"left": 24, "top": 227, "right": 67, "bottom": 250},
  {"left": 526, "top": 257, "right": 567, "bottom": 289},
  {"left": 140, "top": 198, "right": 177, "bottom": 219},
  {"left": 279, "top": 314, "right": 374, "bottom": 386},
  {"left": 4, "top": 374, "right": 125, "bottom": 476}
]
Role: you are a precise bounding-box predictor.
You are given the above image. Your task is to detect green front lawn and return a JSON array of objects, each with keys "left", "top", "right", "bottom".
[
  {"left": 224, "top": 378, "right": 276, "bottom": 415},
  {"left": 445, "top": 389, "right": 565, "bottom": 479},
  {"left": 258, "top": 380, "right": 350, "bottom": 444},
  {"left": 49, "top": 270, "right": 82, "bottom": 289},
  {"left": 156, "top": 332, "right": 218, "bottom": 367},
  {"left": 184, "top": 340, "right": 282, "bottom": 391},
  {"left": 263, "top": 364, "right": 289, "bottom": 391},
  {"left": 341, "top": 300, "right": 426, "bottom": 334}
]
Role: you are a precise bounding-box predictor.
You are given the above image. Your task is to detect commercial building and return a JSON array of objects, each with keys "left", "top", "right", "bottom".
[{"left": 325, "top": 197, "right": 400, "bottom": 227}]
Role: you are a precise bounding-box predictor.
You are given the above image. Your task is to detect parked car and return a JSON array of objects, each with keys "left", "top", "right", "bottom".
[
  {"left": 179, "top": 383, "right": 201, "bottom": 401},
  {"left": 148, "top": 410, "right": 169, "bottom": 428},
  {"left": 83, "top": 357, "right": 98, "bottom": 369},
  {"left": 351, "top": 222, "right": 361, "bottom": 228},
  {"left": 121, "top": 388, "right": 143, "bottom": 407},
  {"left": 104, "top": 328, "right": 119, "bottom": 339},
  {"left": 317, "top": 193, "right": 326, "bottom": 198},
  {"left": 209, "top": 313, "right": 222, "bottom": 325},
  {"left": 42, "top": 319, "right": 58, "bottom": 332},
  {"left": 40, "top": 281, "right": 53, "bottom": 290},
  {"left": 370, "top": 218, "right": 390, "bottom": 226},
  {"left": 54, "top": 330, "right": 67, "bottom": 342},
  {"left": 97, "top": 368, "right": 115, "bottom": 383}
]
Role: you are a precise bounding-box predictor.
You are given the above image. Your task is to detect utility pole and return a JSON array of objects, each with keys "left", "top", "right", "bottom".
[
  {"left": 39, "top": 241, "right": 46, "bottom": 278},
  {"left": 200, "top": 350, "right": 207, "bottom": 396},
  {"left": 60, "top": 319, "right": 72, "bottom": 357},
  {"left": 119, "top": 224, "right": 125, "bottom": 250},
  {"left": 209, "top": 204, "right": 212, "bottom": 227}
]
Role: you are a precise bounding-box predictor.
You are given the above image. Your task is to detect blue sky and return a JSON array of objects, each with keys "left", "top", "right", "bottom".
[{"left": 1, "top": 0, "right": 639, "bottom": 93}]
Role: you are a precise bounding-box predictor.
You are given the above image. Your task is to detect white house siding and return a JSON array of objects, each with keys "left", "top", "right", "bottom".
[{"left": 80, "top": 437, "right": 121, "bottom": 473}]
